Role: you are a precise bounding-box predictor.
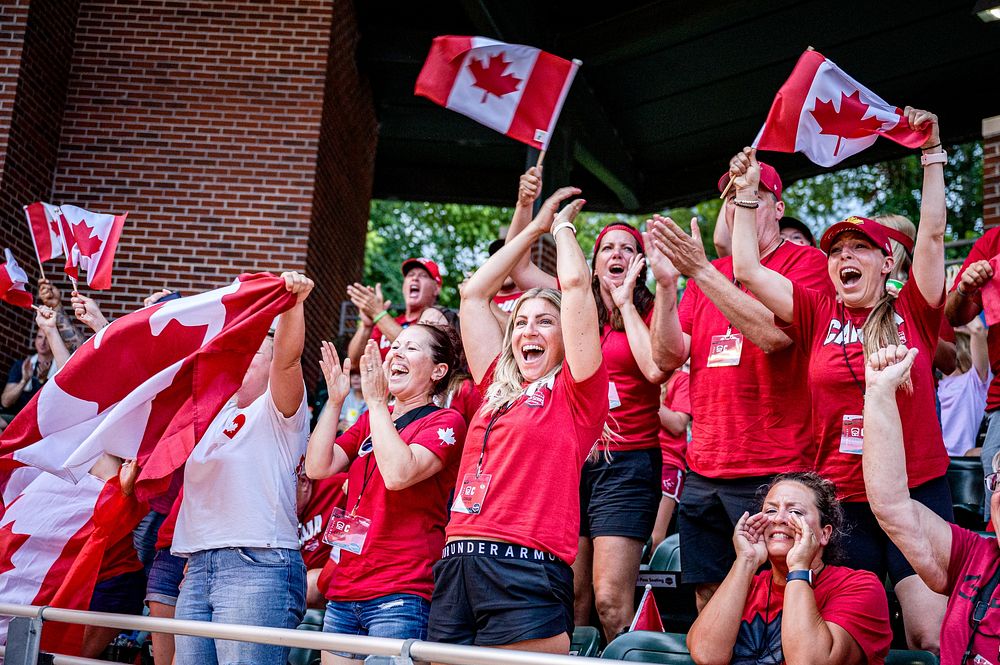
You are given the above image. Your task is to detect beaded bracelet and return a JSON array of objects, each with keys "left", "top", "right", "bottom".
[{"left": 734, "top": 199, "right": 759, "bottom": 209}]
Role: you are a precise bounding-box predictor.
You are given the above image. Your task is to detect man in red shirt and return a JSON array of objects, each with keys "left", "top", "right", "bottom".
[
  {"left": 347, "top": 258, "right": 442, "bottom": 366},
  {"left": 646, "top": 162, "right": 833, "bottom": 611}
]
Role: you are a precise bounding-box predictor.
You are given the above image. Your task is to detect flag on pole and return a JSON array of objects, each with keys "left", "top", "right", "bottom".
[
  {"left": 0, "top": 249, "right": 33, "bottom": 309},
  {"left": 753, "top": 49, "right": 932, "bottom": 167},
  {"left": 629, "top": 584, "right": 665, "bottom": 632},
  {"left": 58, "top": 204, "right": 127, "bottom": 289},
  {"left": 0, "top": 272, "right": 296, "bottom": 502},
  {"left": 415, "top": 36, "right": 580, "bottom": 150},
  {"left": 23, "top": 202, "right": 69, "bottom": 264}
]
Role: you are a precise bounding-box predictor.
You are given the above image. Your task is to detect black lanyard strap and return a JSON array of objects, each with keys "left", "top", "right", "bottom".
[
  {"left": 476, "top": 402, "right": 513, "bottom": 478},
  {"left": 962, "top": 561, "right": 1000, "bottom": 664}
]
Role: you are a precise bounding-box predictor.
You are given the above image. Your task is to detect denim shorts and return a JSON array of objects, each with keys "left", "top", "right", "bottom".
[
  {"left": 322, "top": 593, "right": 429, "bottom": 658},
  {"left": 145, "top": 548, "right": 186, "bottom": 607}
]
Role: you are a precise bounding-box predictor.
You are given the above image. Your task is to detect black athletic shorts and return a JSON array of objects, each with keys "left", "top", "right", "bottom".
[
  {"left": 580, "top": 448, "right": 661, "bottom": 540},
  {"left": 427, "top": 540, "right": 574, "bottom": 646},
  {"left": 677, "top": 471, "right": 773, "bottom": 586},
  {"left": 89, "top": 568, "right": 146, "bottom": 615},
  {"left": 840, "top": 475, "right": 955, "bottom": 585}
]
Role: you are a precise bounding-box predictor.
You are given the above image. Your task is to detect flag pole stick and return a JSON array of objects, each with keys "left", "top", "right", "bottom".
[
  {"left": 36, "top": 258, "right": 46, "bottom": 281},
  {"left": 535, "top": 150, "right": 546, "bottom": 169},
  {"left": 69, "top": 276, "right": 78, "bottom": 293},
  {"left": 719, "top": 175, "right": 734, "bottom": 200}
]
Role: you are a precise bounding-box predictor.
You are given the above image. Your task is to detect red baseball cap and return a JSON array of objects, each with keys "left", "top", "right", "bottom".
[
  {"left": 819, "top": 217, "right": 892, "bottom": 256},
  {"left": 401, "top": 257, "right": 442, "bottom": 285},
  {"left": 593, "top": 223, "right": 644, "bottom": 255},
  {"left": 717, "top": 161, "right": 783, "bottom": 201}
]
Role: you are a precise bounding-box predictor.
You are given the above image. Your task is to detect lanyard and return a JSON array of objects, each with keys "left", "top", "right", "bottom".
[
  {"left": 838, "top": 303, "right": 867, "bottom": 397},
  {"left": 475, "top": 402, "right": 513, "bottom": 478}
]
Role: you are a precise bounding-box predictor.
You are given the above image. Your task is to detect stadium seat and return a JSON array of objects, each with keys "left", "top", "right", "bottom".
[
  {"left": 287, "top": 609, "right": 325, "bottom": 665},
  {"left": 601, "top": 630, "right": 692, "bottom": 664},
  {"left": 884, "top": 649, "right": 938, "bottom": 664},
  {"left": 947, "top": 456, "right": 985, "bottom": 529},
  {"left": 648, "top": 534, "right": 681, "bottom": 572},
  {"left": 570, "top": 626, "right": 602, "bottom": 657}
]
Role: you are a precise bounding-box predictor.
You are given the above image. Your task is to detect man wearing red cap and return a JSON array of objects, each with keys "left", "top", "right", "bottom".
[
  {"left": 645, "top": 156, "right": 832, "bottom": 612},
  {"left": 346, "top": 258, "right": 442, "bottom": 367}
]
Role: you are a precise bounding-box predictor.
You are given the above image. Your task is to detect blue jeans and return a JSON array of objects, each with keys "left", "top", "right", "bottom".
[
  {"left": 323, "top": 593, "right": 429, "bottom": 658},
  {"left": 174, "top": 547, "right": 306, "bottom": 665}
]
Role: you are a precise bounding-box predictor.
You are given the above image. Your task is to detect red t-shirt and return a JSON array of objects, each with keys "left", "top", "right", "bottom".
[
  {"left": 942, "top": 524, "right": 1000, "bottom": 665},
  {"left": 446, "top": 359, "right": 609, "bottom": 565},
  {"left": 298, "top": 472, "right": 348, "bottom": 571},
  {"left": 678, "top": 243, "right": 832, "bottom": 477},
  {"left": 493, "top": 291, "right": 523, "bottom": 313},
  {"left": 602, "top": 311, "right": 661, "bottom": 451},
  {"left": 320, "top": 407, "right": 467, "bottom": 602},
  {"left": 98, "top": 529, "right": 144, "bottom": 582},
  {"left": 659, "top": 370, "right": 691, "bottom": 471},
  {"left": 154, "top": 490, "right": 183, "bottom": 551},
  {"left": 952, "top": 227, "right": 1000, "bottom": 410},
  {"left": 779, "top": 280, "right": 948, "bottom": 501},
  {"left": 371, "top": 314, "right": 416, "bottom": 360},
  {"left": 447, "top": 378, "right": 484, "bottom": 426},
  {"left": 735, "top": 566, "right": 890, "bottom": 664}
]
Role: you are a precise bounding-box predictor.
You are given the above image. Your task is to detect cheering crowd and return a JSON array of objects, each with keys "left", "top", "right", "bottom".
[{"left": 3, "top": 107, "right": 1000, "bottom": 665}]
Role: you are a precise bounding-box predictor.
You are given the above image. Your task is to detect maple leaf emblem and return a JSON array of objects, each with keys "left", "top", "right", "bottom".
[
  {"left": 49, "top": 217, "right": 61, "bottom": 239},
  {"left": 0, "top": 520, "right": 30, "bottom": 576},
  {"left": 437, "top": 427, "right": 456, "bottom": 446},
  {"left": 468, "top": 52, "right": 522, "bottom": 103},
  {"left": 71, "top": 220, "right": 103, "bottom": 258},
  {"left": 810, "top": 89, "right": 887, "bottom": 157}
]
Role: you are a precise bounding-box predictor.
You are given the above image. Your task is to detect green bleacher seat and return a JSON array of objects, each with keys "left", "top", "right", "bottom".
[
  {"left": 570, "top": 626, "right": 601, "bottom": 657},
  {"left": 601, "top": 630, "right": 692, "bottom": 664},
  {"left": 884, "top": 649, "right": 938, "bottom": 664},
  {"left": 648, "top": 534, "right": 681, "bottom": 572},
  {"left": 287, "top": 609, "right": 325, "bottom": 665}
]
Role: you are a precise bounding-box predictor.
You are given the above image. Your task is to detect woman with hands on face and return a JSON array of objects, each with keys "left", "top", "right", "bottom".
[
  {"left": 305, "top": 330, "right": 467, "bottom": 664},
  {"left": 688, "top": 473, "right": 891, "bottom": 665}
]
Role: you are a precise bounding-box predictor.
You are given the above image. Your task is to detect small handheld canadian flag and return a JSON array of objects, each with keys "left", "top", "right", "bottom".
[
  {"left": 59, "top": 204, "right": 128, "bottom": 290},
  {"left": 754, "top": 49, "right": 932, "bottom": 167},
  {"left": 0, "top": 248, "right": 33, "bottom": 309},
  {"left": 629, "top": 583, "right": 665, "bottom": 632},
  {"left": 415, "top": 36, "right": 581, "bottom": 151}
]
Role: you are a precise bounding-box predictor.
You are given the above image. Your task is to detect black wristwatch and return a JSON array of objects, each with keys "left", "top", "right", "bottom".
[{"left": 786, "top": 569, "right": 813, "bottom": 586}]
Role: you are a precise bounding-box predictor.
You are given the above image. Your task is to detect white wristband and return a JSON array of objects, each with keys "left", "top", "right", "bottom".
[
  {"left": 552, "top": 221, "right": 577, "bottom": 238},
  {"left": 920, "top": 150, "right": 947, "bottom": 166}
]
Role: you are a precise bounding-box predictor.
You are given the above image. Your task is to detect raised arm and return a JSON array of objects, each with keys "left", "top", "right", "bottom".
[
  {"left": 907, "top": 108, "right": 946, "bottom": 307},
  {"left": 862, "top": 345, "right": 952, "bottom": 592},
  {"left": 36, "top": 306, "right": 70, "bottom": 367},
  {"left": 270, "top": 271, "right": 312, "bottom": 418},
  {"left": 945, "top": 259, "right": 991, "bottom": 326},
  {"left": 552, "top": 197, "right": 602, "bottom": 382},
  {"left": 71, "top": 291, "right": 110, "bottom": 333},
  {"left": 461, "top": 187, "right": 581, "bottom": 384},
  {"left": 305, "top": 341, "right": 352, "bottom": 479},
  {"left": 645, "top": 222, "right": 689, "bottom": 371},
  {"left": 506, "top": 166, "right": 558, "bottom": 291},
  {"left": 346, "top": 282, "right": 391, "bottom": 367},
  {"left": 729, "top": 148, "right": 794, "bottom": 323}
]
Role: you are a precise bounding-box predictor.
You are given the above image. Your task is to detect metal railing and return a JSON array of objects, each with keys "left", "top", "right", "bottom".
[{"left": 0, "top": 603, "right": 614, "bottom": 665}]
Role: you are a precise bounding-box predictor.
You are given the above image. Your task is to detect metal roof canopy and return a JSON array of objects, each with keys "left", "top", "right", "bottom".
[{"left": 360, "top": 0, "right": 1000, "bottom": 213}]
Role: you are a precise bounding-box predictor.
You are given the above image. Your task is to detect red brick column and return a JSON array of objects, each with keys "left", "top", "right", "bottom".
[{"left": 984, "top": 115, "right": 1000, "bottom": 229}]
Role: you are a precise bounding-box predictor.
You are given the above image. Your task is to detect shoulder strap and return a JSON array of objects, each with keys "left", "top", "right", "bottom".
[
  {"left": 391, "top": 403, "right": 440, "bottom": 432},
  {"left": 971, "top": 560, "right": 1000, "bottom": 625}
]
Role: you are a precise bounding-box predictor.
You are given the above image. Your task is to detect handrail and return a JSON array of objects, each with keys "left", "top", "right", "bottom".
[{"left": 0, "top": 603, "right": 613, "bottom": 665}]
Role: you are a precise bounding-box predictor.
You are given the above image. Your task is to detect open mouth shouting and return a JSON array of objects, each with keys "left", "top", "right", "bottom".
[
  {"left": 521, "top": 343, "right": 545, "bottom": 365},
  {"left": 839, "top": 266, "right": 863, "bottom": 288}
]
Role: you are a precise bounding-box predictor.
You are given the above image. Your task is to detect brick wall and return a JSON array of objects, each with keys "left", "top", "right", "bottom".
[
  {"left": 0, "top": 0, "right": 80, "bottom": 369},
  {"left": 984, "top": 115, "right": 1000, "bottom": 229}
]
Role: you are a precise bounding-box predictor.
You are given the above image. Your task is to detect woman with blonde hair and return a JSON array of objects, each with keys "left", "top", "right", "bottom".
[
  {"left": 730, "top": 107, "right": 951, "bottom": 653},
  {"left": 427, "top": 186, "right": 609, "bottom": 654}
]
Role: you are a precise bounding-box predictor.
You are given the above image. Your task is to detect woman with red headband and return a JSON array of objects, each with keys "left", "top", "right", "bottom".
[
  {"left": 505, "top": 168, "right": 667, "bottom": 640},
  {"left": 730, "top": 107, "right": 951, "bottom": 654}
]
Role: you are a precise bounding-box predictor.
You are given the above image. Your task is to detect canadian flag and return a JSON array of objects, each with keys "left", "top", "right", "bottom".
[
  {"left": 59, "top": 204, "right": 128, "bottom": 290},
  {"left": 0, "top": 272, "right": 296, "bottom": 501},
  {"left": 415, "top": 36, "right": 580, "bottom": 150},
  {"left": 0, "top": 472, "right": 147, "bottom": 654},
  {"left": 23, "top": 202, "right": 70, "bottom": 264},
  {"left": 0, "top": 249, "right": 33, "bottom": 309},
  {"left": 629, "top": 584, "right": 665, "bottom": 632},
  {"left": 754, "top": 49, "right": 932, "bottom": 167}
]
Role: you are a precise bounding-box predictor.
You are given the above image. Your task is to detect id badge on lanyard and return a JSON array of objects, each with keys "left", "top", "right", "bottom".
[
  {"left": 322, "top": 506, "right": 371, "bottom": 555},
  {"left": 452, "top": 472, "right": 493, "bottom": 514},
  {"left": 707, "top": 326, "right": 743, "bottom": 367},
  {"left": 840, "top": 415, "right": 864, "bottom": 455}
]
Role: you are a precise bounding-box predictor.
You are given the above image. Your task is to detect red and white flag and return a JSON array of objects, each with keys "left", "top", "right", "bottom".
[
  {"left": 0, "top": 249, "right": 33, "bottom": 309},
  {"left": 415, "top": 36, "right": 580, "bottom": 150},
  {"left": 629, "top": 584, "right": 665, "bottom": 632},
  {"left": 58, "top": 204, "right": 127, "bottom": 289},
  {"left": 23, "top": 202, "right": 71, "bottom": 265},
  {"left": 754, "top": 49, "right": 932, "bottom": 167},
  {"left": 0, "top": 272, "right": 296, "bottom": 502},
  {"left": 0, "top": 472, "right": 147, "bottom": 654}
]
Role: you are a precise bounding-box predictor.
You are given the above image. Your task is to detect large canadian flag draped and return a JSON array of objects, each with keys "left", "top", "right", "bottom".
[
  {"left": 59, "top": 204, "right": 128, "bottom": 290},
  {"left": 23, "top": 202, "right": 70, "bottom": 264},
  {"left": 754, "top": 49, "right": 932, "bottom": 167},
  {"left": 0, "top": 248, "right": 33, "bottom": 309},
  {"left": 415, "top": 36, "right": 580, "bottom": 150}
]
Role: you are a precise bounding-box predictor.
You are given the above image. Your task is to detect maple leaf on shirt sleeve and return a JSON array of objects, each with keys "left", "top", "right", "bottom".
[
  {"left": 468, "top": 52, "right": 522, "bottom": 103},
  {"left": 437, "top": 427, "right": 456, "bottom": 446},
  {"left": 810, "top": 89, "right": 887, "bottom": 157}
]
